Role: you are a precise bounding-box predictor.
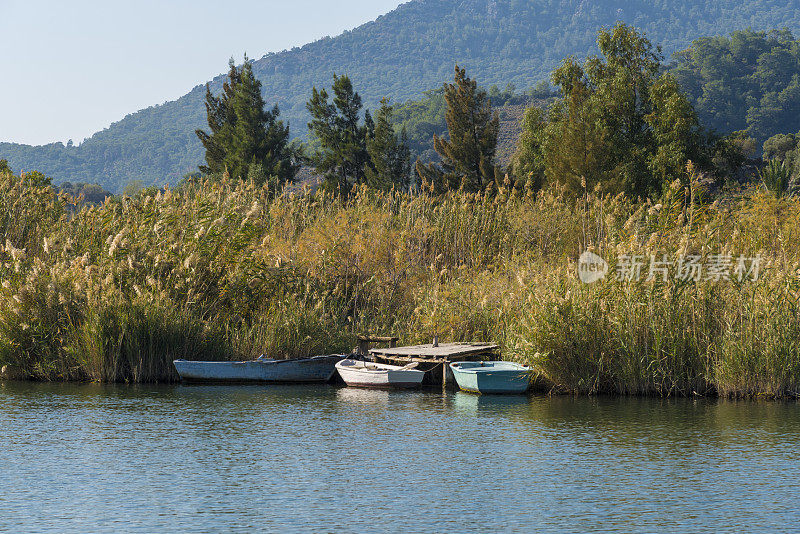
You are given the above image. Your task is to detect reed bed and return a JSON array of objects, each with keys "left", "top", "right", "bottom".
[{"left": 0, "top": 168, "right": 799, "bottom": 397}]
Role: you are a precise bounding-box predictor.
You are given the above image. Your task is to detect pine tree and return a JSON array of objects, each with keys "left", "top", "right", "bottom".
[
  {"left": 306, "top": 74, "right": 373, "bottom": 194},
  {"left": 544, "top": 59, "right": 611, "bottom": 194},
  {"left": 196, "top": 62, "right": 237, "bottom": 176},
  {"left": 511, "top": 106, "right": 547, "bottom": 192},
  {"left": 415, "top": 66, "right": 500, "bottom": 193},
  {"left": 196, "top": 56, "right": 299, "bottom": 186},
  {"left": 365, "top": 99, "right": 411, "bottom": 191},
  {"left": 513, "top": 23, "right": 705, "bottom": 198}
]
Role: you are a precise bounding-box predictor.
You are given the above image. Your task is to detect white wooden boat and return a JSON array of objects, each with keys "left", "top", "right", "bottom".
[
  {"left": 173, "top": 354, "right": 343, "bottom": 383},
  {"left": 335, "top": 359, "right": 425, "bottom": 389}
]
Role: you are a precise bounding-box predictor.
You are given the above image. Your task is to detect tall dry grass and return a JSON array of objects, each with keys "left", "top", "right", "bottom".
[{"left": 0, "top": 168, "right": 799, "bottom": 396}]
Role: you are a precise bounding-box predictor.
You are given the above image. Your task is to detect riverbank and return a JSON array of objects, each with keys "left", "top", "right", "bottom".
[{"left": 1, "top": 168, "right": 799, "bottom": 396}]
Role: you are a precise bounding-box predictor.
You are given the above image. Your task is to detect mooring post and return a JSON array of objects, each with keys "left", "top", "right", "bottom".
[
  {"left": 357, "top": 335, "right": 399, "bottom": 360},
  {"left": 357, "top": 338, "right": 370, "bottom": 357}
]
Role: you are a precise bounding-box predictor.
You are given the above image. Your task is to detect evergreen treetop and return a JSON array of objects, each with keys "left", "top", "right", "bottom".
[
  {"left": 196, "top": 56, "right": 299, "bottom": 187},
  {"left": 365, "top": 99, "right": 411, "bottom": 191},
  {"left": 514, "top": 23, "right": 709, "bottom": 198},
  {"left": 415, "top": 66, "right": 500, "bottom": 193},
  {"left": 306, "top": 74, "right": 374, "bottom": 194}
]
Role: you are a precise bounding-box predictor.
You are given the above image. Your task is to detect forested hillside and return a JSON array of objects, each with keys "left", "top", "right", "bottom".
[
  {"left": 671, "top": 29, "right": 800, "bottom": 144},
  {"left": 4, "top": 0, "right": 800, "bottom": 191}
]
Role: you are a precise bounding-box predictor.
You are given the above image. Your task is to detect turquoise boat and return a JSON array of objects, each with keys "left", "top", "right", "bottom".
[{"left": 449, "top": 361, "right": 531, "bottom": 394}]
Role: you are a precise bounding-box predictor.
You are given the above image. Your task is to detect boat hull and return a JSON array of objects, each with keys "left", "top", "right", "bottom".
[
  {"left": 173, "top": 355, "right": 343, "bottom": 383},
  {"left": 450, "top": 362, "right": 531, "bottom": 394},
  {"left": 335, "top": 359, "right": 425, "bottom": 389}
]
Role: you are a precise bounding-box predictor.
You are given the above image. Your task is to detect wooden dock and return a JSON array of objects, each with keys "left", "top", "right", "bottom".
[{"left": 369, "top": 342, "right": 499, "bottom": 389}]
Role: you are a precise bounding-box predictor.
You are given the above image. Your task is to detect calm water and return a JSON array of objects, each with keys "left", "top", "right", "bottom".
[{"left": 1, "top": 382, "right": 799, "bottom": 533}]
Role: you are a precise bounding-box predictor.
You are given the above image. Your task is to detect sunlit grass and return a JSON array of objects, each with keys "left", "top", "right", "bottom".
[{"left": 0, "top": 168, "right": 799, "bottom": 396}]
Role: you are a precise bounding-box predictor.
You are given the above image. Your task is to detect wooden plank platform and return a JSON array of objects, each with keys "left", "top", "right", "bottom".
[
  {"left": 370, "top": 342, "right": 499, "bottom": 361},
  {"left": 370, "top": 342, "right": 500, "bottom": 389}
]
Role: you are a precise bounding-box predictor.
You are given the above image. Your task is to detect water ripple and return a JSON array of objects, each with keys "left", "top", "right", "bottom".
[{"left": 1, "top": 382, "right": 799, "bottom": 533}]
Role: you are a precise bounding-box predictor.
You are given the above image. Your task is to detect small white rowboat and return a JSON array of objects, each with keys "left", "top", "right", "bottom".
[
  {"left": 335, "top": 359, "right": 425, "bottom": 389},
  {"left": 173, "top": 354, "right": 343, "bottom": 383}
]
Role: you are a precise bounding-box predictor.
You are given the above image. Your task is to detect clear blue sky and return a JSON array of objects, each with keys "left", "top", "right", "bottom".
[{"left": 0, "top": 0, "right": 404, "bottom": 146}]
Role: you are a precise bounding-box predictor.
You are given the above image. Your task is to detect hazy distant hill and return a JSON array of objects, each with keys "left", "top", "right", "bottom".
[{"left": 4, "top": 0, "right": 800, "bottom": 191}]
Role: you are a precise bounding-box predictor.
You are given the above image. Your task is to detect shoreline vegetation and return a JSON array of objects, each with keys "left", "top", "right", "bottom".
[
  {"left": 2, "top": 23, "right": 800, "bottom": 399},
  {"left": 1, "top": 168, "right": 799, "bottom": 398}
]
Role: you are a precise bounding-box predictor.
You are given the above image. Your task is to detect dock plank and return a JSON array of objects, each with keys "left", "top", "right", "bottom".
[
  {"left": 370, "top": 342, "right": 499, "bottom": 359},
  {"left": 369, "top": 342, "right": 499, "bottom": 389}
]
